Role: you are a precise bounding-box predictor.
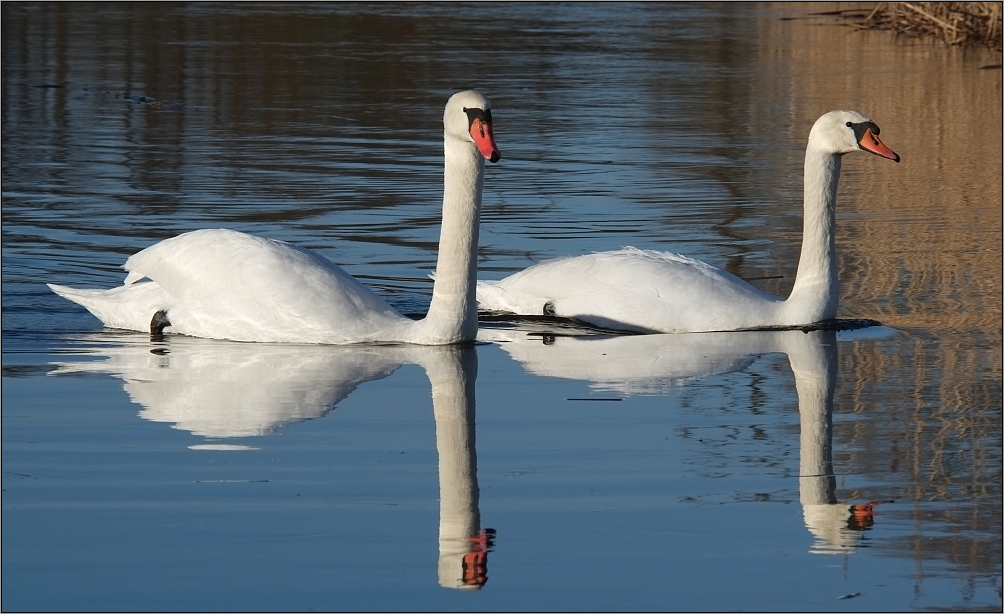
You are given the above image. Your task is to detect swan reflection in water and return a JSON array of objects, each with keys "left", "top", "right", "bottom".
[
  {"left": 51, "top": 336, "right": 493, "bottom": 589},
  {"left": 478, "top": 322, "right": 887, "bottom": 554}
]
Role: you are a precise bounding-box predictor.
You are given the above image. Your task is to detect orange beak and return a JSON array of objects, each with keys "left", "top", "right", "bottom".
[
  {"left": 858, "top": 128, "right": 900, "bottom": 162},
  {"left": 470, "top": 118, "right": 501, "bottom": 163}
]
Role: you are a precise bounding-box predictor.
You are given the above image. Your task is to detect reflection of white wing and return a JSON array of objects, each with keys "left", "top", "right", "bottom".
[
  {"left": 478, "top": 327, "right": 782, "bottom": 394},
  {"left": 51, "top": 334, "right": 412, "bottom": 438},
  {"left": 479, "top": 323, "right": 892, "bottom": 554}
]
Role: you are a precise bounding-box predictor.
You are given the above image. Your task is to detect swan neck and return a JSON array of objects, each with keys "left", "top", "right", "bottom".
[
  {"left": 418, "top": 136, "right": 484, "bottom": 343},
  {"left": 787, "top": 148, "right": 841, "bottom": 322}
]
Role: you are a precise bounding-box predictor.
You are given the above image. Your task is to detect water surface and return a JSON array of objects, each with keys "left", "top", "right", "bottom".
[{"left": 3, "top": 3, "right": 1001, "bottom": 611}]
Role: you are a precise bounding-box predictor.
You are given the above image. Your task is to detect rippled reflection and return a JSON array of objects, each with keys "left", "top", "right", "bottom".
[
  {"left": 480, "top": 324, "right": 888, "bottom": 554},
  {"left": 51, "top": 336, "right": 404, "bottom": 437},
  {"left": 52, "top": 338, "right": 493, "bottom": 589}
]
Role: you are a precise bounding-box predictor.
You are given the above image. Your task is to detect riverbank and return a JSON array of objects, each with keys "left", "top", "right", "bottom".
[
  {"left": 780, "top": 3, "right": 1002, "bottom": 65},
  {"left": 859, "top": 2, "right": 1002, "bottom": 50}
]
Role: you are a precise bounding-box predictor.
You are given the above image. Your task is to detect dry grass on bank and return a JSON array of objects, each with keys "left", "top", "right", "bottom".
[{"left": 859, "top": 2, "right": 1003, "bottom": 50}]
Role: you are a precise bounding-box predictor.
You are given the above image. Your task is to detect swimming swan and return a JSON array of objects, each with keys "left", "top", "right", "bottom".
[
  {"left": 49, "top": 90, "right": 500, "bottom": 344},
  {"left": 476, "top": 110, "right": 898, "bottom": 333}
]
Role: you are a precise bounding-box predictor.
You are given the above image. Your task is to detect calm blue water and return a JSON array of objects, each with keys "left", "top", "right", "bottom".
[{"left": 3, "top": 3, "right": 1001, "bottom": 611}]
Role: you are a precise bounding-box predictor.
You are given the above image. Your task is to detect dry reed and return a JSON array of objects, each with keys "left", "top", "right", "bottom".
[{"left": 859, "top": 2, "right": 1003, "bottom": 50}]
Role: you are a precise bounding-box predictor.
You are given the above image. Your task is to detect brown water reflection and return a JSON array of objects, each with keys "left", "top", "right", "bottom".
[{"left": 750, "top": 3, "right": 1003, "bottom": 586}]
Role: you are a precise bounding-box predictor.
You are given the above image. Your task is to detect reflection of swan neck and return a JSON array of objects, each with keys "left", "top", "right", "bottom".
[
  {"left": 430, "top": 350, "right": 479, "bottom": 529},
  {"left": 424, "top": 348, "right": 486, "bottom": 589},
  {"left": 788, "top": 331, "right": 867, "bottom": 554},
  {"left": 790, "top": 331, "right": 837, "bottom": 509}
]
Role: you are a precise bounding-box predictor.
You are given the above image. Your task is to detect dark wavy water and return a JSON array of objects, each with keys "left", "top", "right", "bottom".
[{"left": 3, "top": 3, "right": 1001, "bottom": 611}]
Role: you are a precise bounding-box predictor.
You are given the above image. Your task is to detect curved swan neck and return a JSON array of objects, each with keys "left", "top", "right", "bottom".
[
  {"left": 786, "top": 147, "right": 841, "bottom": 322},
  {"left": 415, "top": 137, "right": 485, "bottom": 343}
]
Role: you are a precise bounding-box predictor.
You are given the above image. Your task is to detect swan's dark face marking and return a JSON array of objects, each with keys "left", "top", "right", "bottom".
[
  {"left": 847, "top": 120, "right": 900, "bottom": 162},
  {"left": 463, "top": 106, "right": 492, "bottom": 128},
  {"left": 463, "top": 106, "right": 501, "bottom": 163}
]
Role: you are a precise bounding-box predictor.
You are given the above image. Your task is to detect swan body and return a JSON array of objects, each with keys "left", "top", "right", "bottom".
[
  {"left": 49, "top": 90, "right": 501, "bottom": 345},
  {"left": 477, "top": 110, "right": 899, "bottom": 333}
]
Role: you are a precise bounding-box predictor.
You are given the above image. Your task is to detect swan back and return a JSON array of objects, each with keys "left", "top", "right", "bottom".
[
  {"left": 481, "top": 247, "right": 784, "bottom": 333},
  {"left": 126, "top": 229, "right": 408, "bottom": 343}
]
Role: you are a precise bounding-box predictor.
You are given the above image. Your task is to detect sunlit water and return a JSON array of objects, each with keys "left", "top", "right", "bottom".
[{"left": 3, "top": 3, "right": 1001, "bottom": 611}]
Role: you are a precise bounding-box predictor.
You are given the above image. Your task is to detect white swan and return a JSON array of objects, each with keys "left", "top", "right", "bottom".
[
  {"left": 48, "top": 90, "right": 500, "bottom": 345},
  {"left": 477, "top": 110, "right": 899, "bottom": 333}
]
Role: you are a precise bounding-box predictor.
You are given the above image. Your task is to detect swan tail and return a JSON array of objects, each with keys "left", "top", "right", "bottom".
[{"left": 48, "top": 281, "right": 172, "bottom": 333}]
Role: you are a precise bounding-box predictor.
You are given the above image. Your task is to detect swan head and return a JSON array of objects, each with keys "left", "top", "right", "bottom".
[
  {"left": 809, "top": 110, "right": 900, "bottom": 162},
  {"left": 446, "top": 90, "right": 501, "bottom": 163}
]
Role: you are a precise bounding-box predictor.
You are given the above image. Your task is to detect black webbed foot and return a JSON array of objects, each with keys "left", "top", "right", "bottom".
[{"left": 150, "top": 310, "right": 171, "bottom": 336}]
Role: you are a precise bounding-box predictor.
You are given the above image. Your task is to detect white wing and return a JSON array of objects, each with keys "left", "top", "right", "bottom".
[
  {"left": 52, "top": 229, "right": 411, "bottom": 343},
  {"left": 477, "top": 248, "right": 783, "bottom": 333}
]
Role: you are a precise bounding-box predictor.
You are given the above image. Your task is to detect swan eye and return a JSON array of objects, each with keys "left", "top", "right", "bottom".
[{"left": 845, "top": 121, "right": 853, "bottom": 127}]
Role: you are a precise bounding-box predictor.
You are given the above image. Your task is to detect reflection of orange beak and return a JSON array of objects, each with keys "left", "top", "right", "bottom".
[
  {"left": 848, "top": 499, "right": 893, "bottom": 531},
  {"left": 858, "top": 128, "right": 900, "bottom": 162},
  {"left": 849, "top": 504, "right": 877, "bottom": 530},
  {"left": 460, "top": 528, "right": 495, "bottom": 586},
  {"left": 470, "top": 118, "right": 501, "bottom": 163},
  {"left": 461, "top": 551, "right": 488, "bottom": 586}
]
